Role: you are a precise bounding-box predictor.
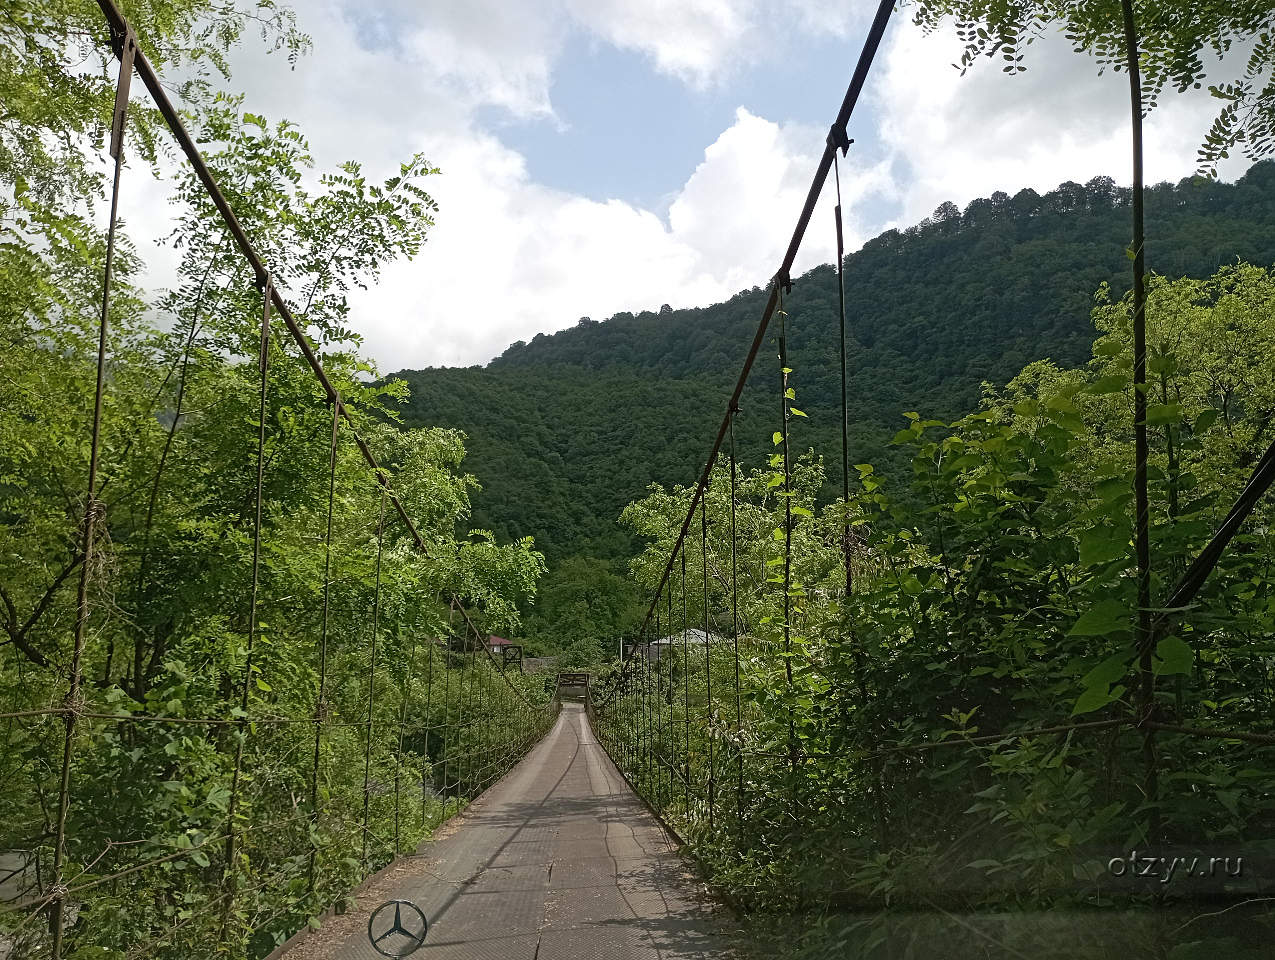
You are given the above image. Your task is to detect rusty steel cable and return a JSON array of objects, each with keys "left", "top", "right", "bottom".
[
  {"left": 645, "top": 620, "right": 654, "bottom": 790},
  {"left": 728, "top": 411, "right": 744, "bottom": 829},
  {"left": 307, "top": 397, "right": 340, "bottom": 896},
  {"left": 776, "top": 289, "right": 797, "bottom": 778},
  {"left": 48, "top": 29, "right": 135, "bottom": 960},
  {"left": 1121, "top": 0, "right": 1159, "bottom": 857},
  {"left": 655, "top": 603, "right": 665, "bottom": 809},
  {"left": 221, "top": 272, "right": 272, "bottom": 937},
  {"left": 681, "top": 549, "right": 690, "bottom": 814},
  {"left": 666, "top": 586, "right": 673, "bottom": 808},
  {"left": 701, "top": 494, "right": 715, "bottom": 826},
  {"left": 832, "top": 149, "right": 854, "bottom": 595},
  {"left": 361, "top": 489, "right": 387, "bottom": 869},
  {"left": 393, "top": 630, "right": 418, "bottom": 856}
]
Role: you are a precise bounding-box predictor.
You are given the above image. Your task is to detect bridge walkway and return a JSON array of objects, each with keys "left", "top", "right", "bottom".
[{"left": 282, "top": 702, "right": 737, "bottom": 960}]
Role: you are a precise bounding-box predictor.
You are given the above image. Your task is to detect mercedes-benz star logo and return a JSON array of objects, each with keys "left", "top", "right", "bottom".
[{"left": 367, "top": 899, "right": 429, "bottom": 957}]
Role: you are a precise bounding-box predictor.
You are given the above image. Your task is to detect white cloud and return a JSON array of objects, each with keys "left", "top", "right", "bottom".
[
  {"left": 870, "top": 20, "right": 1251, "bottom": 226},
  {"left": 668, "top": 107, "right": 893, "bottom": 292},
  {"left": 123, "top": 0, "right": 896, "bottom": 370},
  {"left": 354, "top": 108, "right": 869, "bottom": 367},
  {"left": 561, "top": 0, "right": 749, "bottom": 87}
]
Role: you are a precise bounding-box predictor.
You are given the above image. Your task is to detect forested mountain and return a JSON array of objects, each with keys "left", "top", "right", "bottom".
[{"left": 392, "top": 164, "right": 1275, "bottom": 562}]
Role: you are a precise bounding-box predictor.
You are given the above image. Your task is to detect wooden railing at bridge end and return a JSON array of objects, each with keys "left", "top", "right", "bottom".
[{"left": 556, "top": 672, "right": 591, "bottom": 702}]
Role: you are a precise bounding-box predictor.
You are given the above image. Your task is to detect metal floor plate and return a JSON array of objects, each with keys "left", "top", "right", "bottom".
[{"left": 281, "top": 703, "right": 736, "bottom": 960}]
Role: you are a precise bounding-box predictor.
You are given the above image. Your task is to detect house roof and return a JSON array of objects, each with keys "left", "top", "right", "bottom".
[
  {"left": 649, "top": 629, "right": 719, "bottom": 646},
  {"left": 486, "top": 635, "right": 513, "bottom": 646}
]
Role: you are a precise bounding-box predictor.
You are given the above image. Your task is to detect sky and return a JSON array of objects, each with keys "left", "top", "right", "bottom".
[{"left": 126, "top": 0, "right": 1253, "bottom": 372}]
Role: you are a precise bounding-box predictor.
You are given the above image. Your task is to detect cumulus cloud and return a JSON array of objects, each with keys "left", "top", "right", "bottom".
[
  {"left": 869, "top": 20, "right": 1252, "bottom": 226},
  {"left": 562, "top": 0, "right": 749, "bottom": 87},
  {"left": 354, "top": 108, "right": 881, "bottom": 367}
]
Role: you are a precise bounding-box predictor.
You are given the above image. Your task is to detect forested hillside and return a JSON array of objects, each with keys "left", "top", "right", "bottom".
[{"left": 393, "top": 164, "right": 1275, "bottom": 564}]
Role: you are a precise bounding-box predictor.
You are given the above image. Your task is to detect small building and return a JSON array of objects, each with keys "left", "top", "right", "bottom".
[
  {"left": 483, "top": 635, "right": 523, "bottom": 671},
  {"left": 637, "top": 629, "right": 721, "bottom": 663}
]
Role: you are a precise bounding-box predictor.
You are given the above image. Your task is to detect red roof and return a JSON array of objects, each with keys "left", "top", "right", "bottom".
[{"left": 486, "top": 635, "right": 513, "bottom": 646}]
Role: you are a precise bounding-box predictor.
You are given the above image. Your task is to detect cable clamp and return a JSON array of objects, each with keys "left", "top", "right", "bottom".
[
  {"left": 827, "top": 125, "right": 852, "bottom": 156},
  {"left": 108, "top": 31, "right": 136, "bottom": 160}
]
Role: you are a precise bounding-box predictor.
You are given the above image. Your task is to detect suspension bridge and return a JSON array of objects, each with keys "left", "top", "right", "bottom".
[{"left": 7, "top": 0, "right": 1275, "bottom": 957}]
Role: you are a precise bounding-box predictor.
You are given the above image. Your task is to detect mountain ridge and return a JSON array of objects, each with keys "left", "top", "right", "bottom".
[{"left": 391, "top": 164, "right": 1275, "bottom": 561}]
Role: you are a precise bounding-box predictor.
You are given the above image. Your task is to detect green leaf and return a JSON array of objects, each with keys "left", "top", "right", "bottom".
[
  {"left": 1145, "top": 403, "right": 1182, "bottom": 425},
  {"left": 1085, "top": 374, "right": 1129, "bottom": 395},
  {"left": 1192, "top": 409, "right": 1220, "bottom": 433},
  {"left": 1079, "top": 527, "right": 1127, "bottom": 567},
  {"left": 1153, "top": 635, "right": 1194, "bottom": 676},
  {"left": 1073, "top": 683, "right": 1118, "bottom": 716},
  {"left": 1068, "top": 599, "right": 1130, "bottom": 637},
  {"left": 1081, "top": 653, "right": 1132, "bottom": 690},
  {"left": 1046, "top": 392, "right": 1077, "bottom": 413},
  {"left": 1013, "top": 400, "right": 1041, "bottom": 417}
]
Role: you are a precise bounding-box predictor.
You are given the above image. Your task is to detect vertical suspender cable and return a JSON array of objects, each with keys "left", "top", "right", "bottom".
[
  {"left": 456, "top": 625, "right": 468, "bottom": 801},
  {"left": 460, "top": 619, "right": 475, "bottom": 799},
  {"left": 1120, "top": 0, "right": 1159, "bottom": 852},
  {"left": 666, "top": 586, "right": 673, "bottom": 808},
  {"left": 394, "top": 630, "right": 418, "bottom": 856},
  {"left": 309, "top": 397, "right": 341, "bottom": 897},
  {"left": 645, "top": 622, "right": 654, "bottom": 792},
  {"left": 361, "top": 489, "right": 387, "bottom": 869},
  {"left": 439, "top": 608, "right": 452, "bottom": 821},
  {"left": 470, "top": 624, "right": 479, "bottom": 793},
  {"left": 729, "top": 412, "right": 744, "bottom": 830},
  {"left": 50, "top": 33, "right": 135, "bottom": 960},
  {"left": 777, "top": 288, "right": 797, "bottom": 778},
  {"left": 623, "top": 644, "right": 632, "bottom": 773},
  {"left": 833, "top": 150, "right": 853, "bottom": 595},
  {"left": 222, "top": 273, "right": 271, "bottom": 939},
  {"left": 655, "top": 604, "right": 664, "bottom": 809},
  {"left": 701, "top": 494, "right": 715, "bottom": 827},
  {"left": 421, "top": 636, "right": 435, "bottom": 822},
  {"left": 455, "top": 615, "right": 469, "bottom": 803},
  {"left": 681, "top": 550, "right": 690, "bottom": 813}
]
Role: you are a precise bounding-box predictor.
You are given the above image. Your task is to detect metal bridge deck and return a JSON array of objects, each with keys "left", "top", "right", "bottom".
[{"left": 282, "top": 703, "right": 736, "bottom": 960}]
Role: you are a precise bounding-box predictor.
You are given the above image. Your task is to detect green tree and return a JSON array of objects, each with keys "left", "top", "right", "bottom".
[{"left": 0, "top": 0, "right": 307, "bottom": 214}]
